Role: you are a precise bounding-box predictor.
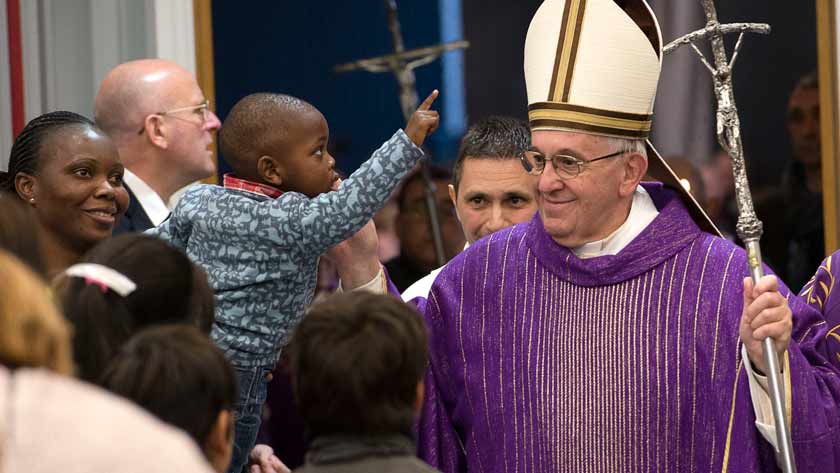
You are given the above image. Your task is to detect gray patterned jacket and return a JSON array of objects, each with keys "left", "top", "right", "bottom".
[{"left": 150, "top": 130, "right": 423, "bottom": 368}]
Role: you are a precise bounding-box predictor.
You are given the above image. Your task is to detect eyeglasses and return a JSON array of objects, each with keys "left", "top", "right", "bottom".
[
  {"left": 519, "top": 149, "right": 625, "bottom": 178},
  {"left": 137, "top": 99, "right": 211, "bottom": 135}
]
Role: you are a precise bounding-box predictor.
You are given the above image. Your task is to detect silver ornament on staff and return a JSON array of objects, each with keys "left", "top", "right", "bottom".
[
  {"left": 335, "top": 0, "right": 469, "bottom": 267},
  {"left": 664, "top": 1, "right": 795, "bottom": 471}
]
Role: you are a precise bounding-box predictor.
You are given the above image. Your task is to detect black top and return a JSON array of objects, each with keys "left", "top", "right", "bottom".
[{"left": 113, "top": 183, "right": 154, "bottom": 235}]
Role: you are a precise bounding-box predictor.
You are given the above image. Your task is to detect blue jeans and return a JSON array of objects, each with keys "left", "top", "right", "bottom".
[{"left": 227, "top": 366, "right": 271, "bottom": 473}]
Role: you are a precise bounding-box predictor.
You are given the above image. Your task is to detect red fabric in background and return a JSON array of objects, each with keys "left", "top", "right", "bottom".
[{"left": 6, "top": 0, "right": 24, "bottom": 137}]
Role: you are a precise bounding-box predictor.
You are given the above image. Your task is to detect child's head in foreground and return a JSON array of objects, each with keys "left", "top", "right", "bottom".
[
  {"left": 219, "top": 93, "right": 339, "bottom": 198},
  {"left": 287, "top": 291, "right": 429, "bottom": 438},
  {"left": 100, "top": 324, "right": 237, "bottom": 473}
]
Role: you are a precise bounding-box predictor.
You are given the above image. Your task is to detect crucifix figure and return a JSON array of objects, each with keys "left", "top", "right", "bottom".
[
  {"left": 664, "top": 2, "right": 796, "bottom": 471},
  {"left": 335, "top": 0, "right": 469, "bottom": 267}
]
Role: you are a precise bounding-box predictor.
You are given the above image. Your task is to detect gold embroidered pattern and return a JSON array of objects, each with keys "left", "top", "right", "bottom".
[{"left": 801, "top": 255, "right": 833, "bottom": 309}]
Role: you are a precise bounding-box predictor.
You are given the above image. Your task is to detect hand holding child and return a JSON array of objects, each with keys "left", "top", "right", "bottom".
[
  {"left": 327, "top": 218, "right": 381, "bottom": 289},
  {"left": 405, "top": 90, "right": 440, "bottom": 147}
]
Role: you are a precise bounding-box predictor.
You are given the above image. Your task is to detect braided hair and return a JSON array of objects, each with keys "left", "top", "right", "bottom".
[{"left": 0, "top": 111, "right": 95, "bottom": 193}]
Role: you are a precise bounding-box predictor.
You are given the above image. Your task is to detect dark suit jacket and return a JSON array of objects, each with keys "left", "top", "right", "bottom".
[{"left": 114, "top": 183, "right": 154, "bottom": 235}]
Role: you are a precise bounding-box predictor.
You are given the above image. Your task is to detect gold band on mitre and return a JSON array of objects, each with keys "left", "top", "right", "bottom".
[{"left": 528, "top": 102, "right": 652, "bottom": 138}]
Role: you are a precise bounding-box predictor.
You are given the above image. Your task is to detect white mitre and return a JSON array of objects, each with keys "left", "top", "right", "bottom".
[{"left": 525, "top": 0, "right": 662, "bottom": 138}]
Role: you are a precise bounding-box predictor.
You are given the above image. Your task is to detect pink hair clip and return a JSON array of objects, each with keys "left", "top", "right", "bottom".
[
  {"left": 65, "top": 264, "right": 137, "bottom": 297},
  {"left": 83, "top": 276, "right": 109, "bottom": 294}
]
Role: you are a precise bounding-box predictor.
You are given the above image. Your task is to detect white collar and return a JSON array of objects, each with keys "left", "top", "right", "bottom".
[
  {"left": 572, "top": 186, "right": 659, "bottom": 259},
  {"left": 122, "top": 169, "right": 170, "bottom": 226}
]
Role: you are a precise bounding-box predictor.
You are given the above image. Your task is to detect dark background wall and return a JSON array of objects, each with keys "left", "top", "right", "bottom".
[
  {"left": 462, "top": 0, "right": 541, "bottom": 122},
  {"left": 717, "top": 1, "right": 818, "bottom": 189},
  {"left": 212, "top": 0, "right": 817, "bottom": 190},
  {"left": 212, "top": 1, "right": 444, "bottom": 176}
]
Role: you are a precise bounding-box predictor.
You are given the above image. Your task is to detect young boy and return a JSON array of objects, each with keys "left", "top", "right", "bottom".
[
  {"left": 150, "top": 90, "right": 439, "bottom": 472},
  {"left": 100, "top": 325, "right": 239, "bottom": 473},
  {"left": 286, "top": 291, "right": 437, "bottom": 472}
]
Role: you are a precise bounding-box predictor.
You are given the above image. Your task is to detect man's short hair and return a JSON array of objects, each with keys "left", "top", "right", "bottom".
[
  {"left": 100, "top": 325, "right": 238, "bottom": 447},
  {"left": 286, "top": 292, "right": 429, "bottom": 437},
  {"left": 452, "top": 116, "right": 531, "bottom": 193}
]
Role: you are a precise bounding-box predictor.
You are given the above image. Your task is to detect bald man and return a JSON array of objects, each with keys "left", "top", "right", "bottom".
[{"left": 95, "top": 59, "right": 221, "bottom": 234}]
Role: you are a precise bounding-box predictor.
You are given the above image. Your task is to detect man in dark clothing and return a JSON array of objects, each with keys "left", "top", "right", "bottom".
[
  {"left": 384, "top": 165, "right": 464, "bottom": 291},
  {"left": 783, "top": 72, "right": 825, "bottom": 290},
  {"left": 286, "top": 292, "right": 439, "bottom": 473},
  {"left": 757, "top": 72, "right": 825, "bottom": 291}
]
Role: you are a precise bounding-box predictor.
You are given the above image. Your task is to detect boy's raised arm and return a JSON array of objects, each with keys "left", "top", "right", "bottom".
[{"left": 289, "top": 91, "right": 440, "bottom": 255}]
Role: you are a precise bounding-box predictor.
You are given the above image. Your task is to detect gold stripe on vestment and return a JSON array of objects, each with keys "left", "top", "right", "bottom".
[
  {"left": 689, "top": 242, "right": 716, "bottom": 471},
  {"left": 721, "top": 358, "right": 744, "bottom": 473},
  {"left": 499, "top": 230, "right": 513, "bottom": 472},
  {"left": 675, "top": 240, "right": 697, "bottom": 469},
  {"left": 654, "top": 262, "right": 667, "bottom": 470},
  {"left": 480, "top": 235, "right": 492, "bottom": 451},
  {"left": 708, "top": 248, "right": 737, "bottom": 471}
]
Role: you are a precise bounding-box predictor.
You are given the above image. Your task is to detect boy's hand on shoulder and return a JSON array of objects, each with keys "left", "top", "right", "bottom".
[{"left": 405, "top": 89, "right": 440, "bottom": 147}]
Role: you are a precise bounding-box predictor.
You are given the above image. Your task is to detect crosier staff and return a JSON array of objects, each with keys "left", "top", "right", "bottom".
[{"left": 663, "top": 2, "right": 795, "bottom": 471}]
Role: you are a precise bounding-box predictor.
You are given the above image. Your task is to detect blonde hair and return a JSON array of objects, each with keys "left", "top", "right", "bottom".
[{"left": 0, "top": 250, "right": 74, "bottom": 375}]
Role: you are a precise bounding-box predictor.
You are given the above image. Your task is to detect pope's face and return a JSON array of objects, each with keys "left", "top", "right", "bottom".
[{"left": 532, "top": 130, "right": 634, "bottom": 248}]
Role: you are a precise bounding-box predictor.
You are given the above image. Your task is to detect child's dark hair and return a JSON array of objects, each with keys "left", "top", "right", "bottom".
[
  {"left": 58, "top": 234, "right": 216, "bottom": 382},
  {"left": 100, "top": 324, "right": 238, "bottom": 448},
  {"left": 0, "top": 111, "right": 96, "bottom": 193},
  {"left": 286, "top": 291, "right": 429, "bottom": 437},
  {"left": 452, "top": 116, "right": 531, "bottom": 193},
  {"left": 219, "top": 92, "right": 314, "bottom": 181}
]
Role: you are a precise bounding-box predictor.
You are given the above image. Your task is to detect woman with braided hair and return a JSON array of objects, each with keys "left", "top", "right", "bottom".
[{"left": 0, "top": 111, "right": 129, "bottom": 277}]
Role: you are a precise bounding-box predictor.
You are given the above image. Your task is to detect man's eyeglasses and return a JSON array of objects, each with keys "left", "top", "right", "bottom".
[
  {"left": 519, "top": 149, "right": 625, "bottom": 178},
  {"left": 137, "top": 100, "right": 211, "bottom": 135}
]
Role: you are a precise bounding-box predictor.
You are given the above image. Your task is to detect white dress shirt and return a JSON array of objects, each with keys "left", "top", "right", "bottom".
[{"left": 122, "top": 169, "right": 171, "bottom": 226}]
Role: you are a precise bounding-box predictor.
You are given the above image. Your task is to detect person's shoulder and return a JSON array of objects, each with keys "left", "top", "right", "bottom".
[
  {"left": 300, "top": 455, "right": 439, "bottom": 472},
  {"left": 180, "top": 184, "right": 278, "bottom": 212},
  {"left": 688, "top": 232, "right": 754, "bottom": 276},
  {"left": 464, "top": 221, "right": 529, "bottom": 258},
  {"left": 4, "top": 368, "right": 212, "bottom": 472},
  {"left": 173, "top": 183, "right": 219, "bottom": 208},
  {"left": 402, "top": 266, "right": 445, "bottom": 302},
  {"left": 434, "top": 223, "right": 529, "bottom": 292},
  {"left": 181, "top": 183, "right": 217, "bottom": 197},
  {"left": 696, "top": 231, "right": 743, "bottom": 253}
]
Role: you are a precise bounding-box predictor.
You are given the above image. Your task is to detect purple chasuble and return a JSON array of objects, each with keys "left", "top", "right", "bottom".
[
  {"left": 418, "top": 183, "right": 840, "bottom": 472},
  {"left": 800, "top": 252, "right": 840, "bottom": 366}
]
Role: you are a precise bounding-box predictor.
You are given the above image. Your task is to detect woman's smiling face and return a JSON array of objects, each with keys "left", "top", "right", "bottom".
[{"left": 25, "top": 125, "right": 129, "bottom": 251}]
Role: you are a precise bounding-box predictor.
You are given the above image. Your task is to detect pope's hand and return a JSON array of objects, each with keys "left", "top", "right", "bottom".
[{"left": 739, "top": 275, "right": 792, "bottom": 374}]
